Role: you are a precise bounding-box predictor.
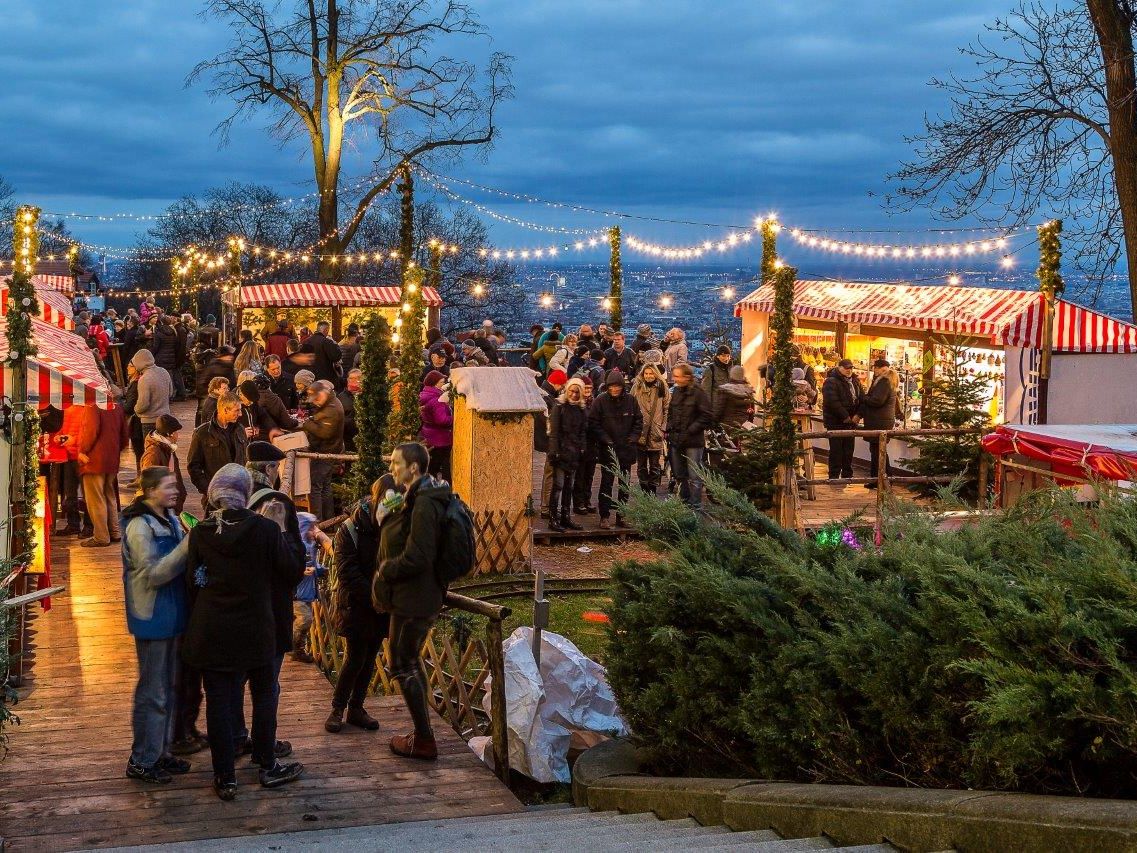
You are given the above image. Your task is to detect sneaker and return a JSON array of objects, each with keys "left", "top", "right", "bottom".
[
  {"left": 577, "top": 505, "right": 596, "bottom": 515},
  {"left": 169, "top": 735, "right": 208, "bottom": 756},
  {"left": 80, "top": 537, "right": 112, "bottom": 548},
  {"left": 325, "top": 708, "right": 345, "bottom": 733},
  {"left": 126, "top": 759, "right": 172, "bottom": 784},
  {"left": 259, "top": 761, "right": 304, "bottom": 788},
  {"left": 389, "top": 731, "right": 438, "bottom": 761},
  {"left": 213, "top": 776, "right": 238, "bottom": 801},
  {"left": 158, "top": 755, "right": 191, "bottom": 774},
  {"left": 597, "top": 517, "right": 611, "bottom": 530},
  {"left": 346, "top": 707, "right": 380, "bottom": 730},
  {"left": 274, "top": 740, "right": 293, "bottom": 758}
]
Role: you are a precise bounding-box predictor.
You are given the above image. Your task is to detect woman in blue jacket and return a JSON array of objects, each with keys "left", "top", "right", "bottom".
[{"left": 121, "top": 466, "right": 190, "bottom": 784}]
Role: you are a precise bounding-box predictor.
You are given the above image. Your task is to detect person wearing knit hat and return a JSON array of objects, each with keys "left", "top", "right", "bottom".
[
  {"left": 421, "top": 370, "right": 445, "bottom": 390},
  {"left": 631, "top": 323, "right": 654, "bottom": 357},
  {"left": 546, "top": 369, "right": 568, "bottom": 387},
  {"left": 702, "top": 343, "right": 735, "bottom": 417},
  {"left": 182, "top": 461, "right": 305, "bottom": 798},
  {"left": 130, "top": 347, "right": 173, "bottom": 432},
  {"left": 591, "top": 369, "right": 642, "bottom": 529},
  {"left": 140, "top": 414, "right": 187, "bottom": 513},
  {"left": 300, "top": 379, "right": 345, "bottom": 520},
  {"left": 419, "top": 369, "right": 454, "bottom": 480},
  {"left": 293, "top": 370, "right": 316, "bottom": 413},
  {"left": 534, "top": 368, "right": 568, "bottom": 518},
  {"left": 546, "top": 377, "right": 589, "bottom": 532}
]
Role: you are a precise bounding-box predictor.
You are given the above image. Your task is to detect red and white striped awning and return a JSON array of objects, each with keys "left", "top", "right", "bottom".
[
  {"left": 32, "top": 274, "right": 76, "bottom": 295},
  {"left": 227, "top": 282, "right": 443, "bottom": 309},
  {"left": 735, "top": 281, "right": 1137, "bottom": 353},
  {"left": 1, "top": 283, "right": 74, "bottom": 330},
  {"left": 0, "top": 316, "right": 112, "bottom": 409}
]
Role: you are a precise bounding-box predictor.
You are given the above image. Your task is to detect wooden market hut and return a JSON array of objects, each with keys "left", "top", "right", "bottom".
[
  {"left": 222, "top": 282, "right": 443, "bottom": 342},
  {"left": 448, "top": 366, "right": 548, "bottom": 574}
]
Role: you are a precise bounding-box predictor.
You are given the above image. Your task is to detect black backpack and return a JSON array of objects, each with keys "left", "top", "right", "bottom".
[{"left": 436, "top": 493, "right": 477, "bottom": 586}]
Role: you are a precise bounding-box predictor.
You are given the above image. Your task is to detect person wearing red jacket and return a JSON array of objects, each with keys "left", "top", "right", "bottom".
[
  {"left": 77, "top": 403, "right": 129, "bottom": 547},
  {"left": 88, "top": 321, "right": 111, "bottom": 360}
]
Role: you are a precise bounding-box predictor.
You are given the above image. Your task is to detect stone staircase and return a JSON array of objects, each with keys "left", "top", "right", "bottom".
[{"left": 107, "top": 805, "right": 904, "bottom": 851}]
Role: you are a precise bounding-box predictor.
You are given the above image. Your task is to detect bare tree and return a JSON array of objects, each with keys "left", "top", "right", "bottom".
[
  {"left": 190, "top": 0, "right": 511, "bottom": 280},
  {"left": 890, "top": 2, "right": 1137, "bottom": 310},
  {"left": 0, "top": 175, "right": 16, "bottom": 258}
]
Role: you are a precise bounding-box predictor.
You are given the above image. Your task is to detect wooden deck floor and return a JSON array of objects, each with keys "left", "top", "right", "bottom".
[{"left": 1, "top": 402, "right": 521, "bottom": 851}]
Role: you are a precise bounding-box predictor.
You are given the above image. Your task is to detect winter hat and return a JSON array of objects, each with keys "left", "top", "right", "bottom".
[
  {"left": 238, "top": 380, "right": 261, "bottom": 402},
  {"left": 716, "top": 344, "right": 732, "bottom": 356},
  {"left": 130, "top": 349, "right": 155, "bottom": 370},
  {"left": 246, "top": 441, "right": 285, "bottom": 463},
  {"left": 604, "top": 369, "right": 625, "bottom": 387},
  {"left": 729, "top": 365, "right": 747, "bottom": 382},
  {"left": 574, "top": 343, "right": 590, "bottom": 358},
  {"left": 294, "top": 370, "right": 316, "bottom": 389},
  {"left": 640, "top": 348, "right": 664, "bottom": 366},
  {"left": 564, "top": 376, "right": 586, "bottom": 396},
  {"left": 207, "top": 463, "right": 252, "bottom": 510},
  {"left": 546, "top": 369, "right": 568, "bottom": 387},
  {"left": 791, "top": 367, "right": 805, "bottom": 382},
  {"left": 423, "top": 370, "right": 445, "bottom": 388},
  {"left": 297, "top": 511, "right": 319, "bottom": 542},
  {"left": 636, "top": 323, "right": 652, "bottom": 336},
  {"left": 205, "top": 314, "right": 217, "bottom": 326},
  {"left": 155, "top": 414, "right": 182, "bottom": 436}
]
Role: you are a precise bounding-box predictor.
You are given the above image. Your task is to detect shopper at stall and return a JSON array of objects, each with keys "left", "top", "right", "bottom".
[
  {"left": 712, "top": 365, "right": 756, "bottom": 429},
  {"left": 265, "top": 321, "right": 293, "bottom": 361},
  {"left": 860, "top": 359, "right": 898, "bottom": 487},
  {"left": 821, "top": 359, "right": 864, "bottom": 480},
  {"left": 265, "top": 355, "right": 298, "bottom": 411},
  {"left": 301, "top": 380, "right": 345, "bottom": 520},
  {"left": 139, "top": 415, "right": 187, "bottom": 514},
  {"left": 630, "top": 363, "right": 669, "bottom": 495},
  {"left": 301, "top": 321, "right": 343, "bottom": 384},
  {"left": 589, "top": 370, "right": 642, "bottom": 529},
  {"left": 666, "top": 363, "right": 712, "bottom": 510},
  {"left": 77, "top": 402, "right": 130, "bottom": 548},
  {"left": 701, "top": 344, "right": 734, "bottom": 409}
]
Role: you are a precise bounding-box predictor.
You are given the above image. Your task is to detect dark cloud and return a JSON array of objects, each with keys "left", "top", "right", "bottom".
[{"left": 0, "top": 0, "right": 1012, "bottom": 248}]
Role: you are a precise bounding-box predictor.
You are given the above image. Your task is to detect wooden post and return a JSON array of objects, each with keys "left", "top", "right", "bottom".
[
  {"left": 331, "top": 305, "right": 343, "bottom": 340},
  {"left": 486, "top": 616, "right": 511, "bottom": 783},
  {"left": 835, "top": 320, "right": 847, "bottom": 357},
  {"left": 978, "top": 451, "right": 990, "bottom": 505},
  {"left": 876, "top": 432, "right": 888, "bottom": 518}
]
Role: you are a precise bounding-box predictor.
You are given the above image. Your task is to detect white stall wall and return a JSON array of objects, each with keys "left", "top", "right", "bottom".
[
  {"left": 1003, "top": 346, "right": 1038, "bottom": 425},
  {"left": 1048, "top": 353, "right": 1137, "bottom": 424},
  {"left": 740, "top": 311, "right": 769, "bottom": 390}
]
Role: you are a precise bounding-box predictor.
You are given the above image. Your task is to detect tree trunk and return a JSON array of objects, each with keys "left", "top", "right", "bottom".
[
  {"left": 1087, "top": 0, "right": 1137, "bottom": 313},
  {"left": 398, "top": 168, "right": 415, "bottom": 273}
]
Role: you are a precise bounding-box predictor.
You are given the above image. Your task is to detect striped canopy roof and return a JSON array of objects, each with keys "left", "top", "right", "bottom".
[
  {"left": 0, "top": 316, "right": 113, "bottom": 409},
  {"left": 227, "top": 282, "right": 443, "bottom": 309},
  {"left": 735, "top": 280, "right": 1137, "bottom": 353},
  {"left": 1, "top": 281, "right": 75, "bottom": 330}
]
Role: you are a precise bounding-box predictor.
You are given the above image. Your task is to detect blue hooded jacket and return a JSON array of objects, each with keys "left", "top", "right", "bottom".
[{"left": 121, "top": 498, "right": 189, "bottom": 640}]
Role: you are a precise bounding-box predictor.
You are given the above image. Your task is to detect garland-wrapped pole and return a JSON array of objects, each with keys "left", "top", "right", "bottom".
[
  {"left": 352, "top": 312, "right": 393, "bottom": 493},
  {"left": 388, "top": 169, "right": 423, "bottom": 445},
  {"left": 1036, "top": 219, "right": 1063, "bottom": 424},
  {"left": 769, "top": 263, "right": 798, "bottom": 528},
  {"left": 608, "top": 225, "right": 623, "bottom": 331},
  {"left": 227, "top": 237, "right": 243, "bottom": 343},
  {"left": 760, "top": 218, "right": 779, "bottom": 283},
  {"left": 7, "top": 205, "right": 41, "bottom": 570}
]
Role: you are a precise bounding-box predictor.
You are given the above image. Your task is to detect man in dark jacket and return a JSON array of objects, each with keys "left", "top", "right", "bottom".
[
  {"left": 300, "top": 321, "right": 343, "bottom": 383},
  {"left": 630, "top": 323, "right": 655, "bottom": 356},
  {"left": 701, "top": 344, "right": 734, "bottom": 416},
  {"left": 821, "top": 359, "right": 864, "bottom": 480},
  {"left": 338, "top": 324, "right": 362, "bottom": 384},
  {"left": 859, "top": 359, "right": 897, "bottom": 486},
  {"left": 327, "top": 474, "right": 399, "bottom": 733},
  {"left": 187, "top": 393, "right": 249, "bottom": 497},
  {"left": 172, "top": 316, "right": 190, "bottom": 401},
  {"left": 534, "top": 369, "right": 567, "bottom": 518},
  {"left": 371, "top": 443, "right": 450, "bottom": 760},
  {"left": 257, "top": 375, "right": 299, "bottom": 435},
  {"left": 149, "top": 316, "right": 182, "bottom": 396},
  {"left": 601, "top": 332, "right": 637, "bottom": 380},
  {"left": 195, "top": 347, "right": 236, "bottom": 402},
  {"left": 302, "top": 381, "right": 345, "bottom": 520},
  {"left": 667, "top": 363, "right": 713, "bottom": 509},
  {"left": 264, "top": 355, "right": 297, "bottom": 410},
  {"left": 589, "top": 370, "right": 642, "bottom": 529}
]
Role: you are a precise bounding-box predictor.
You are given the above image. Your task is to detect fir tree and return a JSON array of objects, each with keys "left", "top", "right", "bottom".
[
  {"left": 352, "top": 312, "right": 393, "bottom": 494},
  {"left": 388, "top": 265, "right": 426, "bottom": 443},
  {"left": 907, "top": 337, "right": 991, "bottom": 498},
  {"left": 608, "top": 225, "right": 623, "bottom": 330}
]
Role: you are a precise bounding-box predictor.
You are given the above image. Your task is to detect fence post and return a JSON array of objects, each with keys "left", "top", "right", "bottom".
[
  {"left": 281, "top": 449, "right": 296, "bottom": 498},
  {"left": 876, "top": 432, "right": 888, "bottom": 517},
  {"left": 486, "top": 617, "right": 511, "bottom": 784},
  {"left": 978, "top": 451, "right": 990, "bottom": 505}
]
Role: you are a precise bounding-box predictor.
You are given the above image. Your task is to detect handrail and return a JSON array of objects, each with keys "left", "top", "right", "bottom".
[{"left": 444, "top": 591, "right": 511, "bottom": 621}]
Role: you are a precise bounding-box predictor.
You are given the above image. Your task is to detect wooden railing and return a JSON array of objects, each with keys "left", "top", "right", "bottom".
[{"left": 308, "top": 579, "right": 512, "bottom": 784}]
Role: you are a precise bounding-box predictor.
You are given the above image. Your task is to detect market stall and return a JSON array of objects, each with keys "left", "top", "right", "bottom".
[
  {"left": 981, "top": 423, "right": 1137, "bottom": 506},
  {"left": 222, "top": 281, "right": 443, "bottom": 342},
  {"left": 1, "top": 278, "right": 75, "bottom": 330}
]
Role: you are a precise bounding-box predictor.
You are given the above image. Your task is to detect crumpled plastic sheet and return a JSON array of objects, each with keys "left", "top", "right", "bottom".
[{"left": 481, "top": 627, "right": 628, "bottom": 783}]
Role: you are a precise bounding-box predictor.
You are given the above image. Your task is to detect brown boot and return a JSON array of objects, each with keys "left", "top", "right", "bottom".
[
  {"left": 324, "top": 708, "right": 344, "bottom": 733},
  {"left": 345, "top": 707, "right": 380, "bottom": 731},
  {"left": 389, "top": 731, "right": 438, "bottom": 760}
]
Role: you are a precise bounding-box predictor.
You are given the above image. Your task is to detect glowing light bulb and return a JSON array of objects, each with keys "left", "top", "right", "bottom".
[
  {"left": 948, "top": 274, "right": 961, "bottom": 285},
  {"left": 473, "top": 283, "right": 485, "bottom": 297},
  {"left": 1001, "top": 256, "right": 1014, "bottom": 268},
  {"left": 540, "top": 293, "right": 554, "bottom": 308},
  {"left": 601, "top": 297, "right": 612, "bottom": 310},
  {"left": 659, "top": 295, "right": 673, "bottom": 309},
  {"left": 722, "top": 287, "right": 735, "bottom": 300}
]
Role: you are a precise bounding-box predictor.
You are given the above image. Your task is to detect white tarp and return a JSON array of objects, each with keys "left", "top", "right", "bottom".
[{"left": 482, "top": 627, "right": 628, "bottom": 783}]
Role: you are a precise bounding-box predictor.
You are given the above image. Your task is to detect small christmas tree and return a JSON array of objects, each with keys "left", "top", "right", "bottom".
[
  {"left": 352, "top": 312, "right": 393, "bottom": 495},
  {"left": 907, "top": 337, "right": 991, "bottom": 499}
]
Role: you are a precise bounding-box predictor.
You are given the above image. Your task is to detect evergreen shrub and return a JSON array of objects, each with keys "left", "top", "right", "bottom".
[{"left": 607, "top": 477, "right": 1137, "bottom": 796}]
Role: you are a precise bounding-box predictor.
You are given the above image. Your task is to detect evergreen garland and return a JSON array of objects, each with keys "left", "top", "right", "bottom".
[
  {"left": 768, "top": 264, "right": 797, "bottom": 458},
  {"left": 427, "top": 242, "right": 442, "bottom": 300},
  {"left": 352, "top": 312, "right": 393, "bottom": 491},
  {"left": 388, "top": 265, "right": 425, "bottom": 443},
  {"left": 760, "top": 219, "right": 778, "bottom": 283},
  {"left": 398, "top": 166, "right": 415, "bottom": 267},
  {"left": 1037, "top": 219, "right": 1064, "bottom": 297},
  {"left": 608, "top": 225, "right": 623, "bottom": 330}
]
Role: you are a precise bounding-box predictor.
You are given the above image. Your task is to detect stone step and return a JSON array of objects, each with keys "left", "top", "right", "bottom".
[
  {"left": 605, "top": 826, "right": 782, "bottom": 851},
  {"left": 427, "top": 816, "right": 729, "bottom": 851},
  {"left": 693, "top": 836, "right": 835, "bottom": 852}
]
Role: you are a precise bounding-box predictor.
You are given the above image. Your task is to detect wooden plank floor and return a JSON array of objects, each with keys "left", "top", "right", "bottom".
[{"left": 1, "top": 402, "right": 521, "bottom": 851}]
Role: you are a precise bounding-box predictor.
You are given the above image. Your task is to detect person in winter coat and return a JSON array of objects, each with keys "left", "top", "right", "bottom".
[
  {"left": 630, "top": 324, "right": 655, "bottom": 356},
  {"left": 547, "top": 378, "right": 589, "bottom": 532},
  {"left": 123, "top": 364, "right": 145, "bottom": 480},
  {"left": 602, "top": 332, "right": 637, "bottom": 380},
  {"left": 662, "top": 328, "right": 689, "bottom": 382},
  {"left": 139, "top": 415, "right": 187, "bottom": 514},
  {"left": 256, "top": 375, "right": 299, "bottom": 435},
  {"left": 532, "top": 330, "right": 562, "bottom": 375},
  {"left": 130, "top": 349, "right": 173, "bottom": 435},
  {"left": 300, "top": 321, "right": 343, "bottom": 384},
  {"left": 701, "top": 344, "right": 734, "bottom": 412},
  {"left": 371, "top": 443, "right": 451, "bottom": 760},
  {"left": 264, "top": 321, "right": 293, "bottom": 361},
  {"left": 291, "top": 511, "right": 331, "bottom": 664},
  {"left": 172, "top": 317, "right": 190, "bottom": 401},
  {"left": 460, "top": 339, "right": 490, "bottom": 366},
  {"left": 821, "top": 359, "right": 864, "bottom": 480},
  {"left": 264, "top": 355, "right": 297, "bottom": 410},
  {"left": 712, "top": 365, "right": 756, "bottom": 430},
  {"left": 588, "top": 370, "right": 642, "bottom": 529},
  {"left": 666, "top": 363, "right": 713, "bottom": 509},
  {"left": 338, "top": 325, "right": 362, "bottom": 383},
  {"left": 78, "top": 403, "right": 130, "bottom": 547},
  {"left": 182, "top": 465, "right": 304, "bottom": 799},
  {"left": 630, "top": 363, "right": 669, "bottom": 495},
  {"left": 187, "top": 393, "right": 248, "bottom": 497},
  {"left": 326, "top": 474, "right": 399, "bottom": 733},
  {"left": 139, "top": 297, "right": 158, "bottom": 325},
  {"left": 338, "top": 369, "right": 362, "bottom": 452},
  {"left": 791, "top": 367, "right": 819, "bottom": 411},
  {"left": 237, "top": 380, "right": 278, "bottom": 444},
  {"left": 121, "top": 317, "right": 143, "bottom": 364},
  {"left": 122, "top": 467, "right": 190, "bottom": 784},
  {"left": 148, "top": 316, "right": 181, "bottom": 389},
  {"left": 860, "top": 358, "right": 898, "bottom": 486},
  {"left": 418, "top": 371, "right": 453, "bottom": 481},
  {"left": 301, "top": 381, "right": 345, "bottom": 519},
  {"left": 233, "top": 329, "right": 264, "bottom": 377},
  {"left": 534, "top": 369, "right": 567, "bottom": 517},
  {"left": 547, "top": 334, "right": 576, "bottom": 376}
]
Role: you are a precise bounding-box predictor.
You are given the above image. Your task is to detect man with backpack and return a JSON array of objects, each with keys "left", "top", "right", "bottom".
[{"left": 371, "top": 442, "right": 474, "bottom": 761}]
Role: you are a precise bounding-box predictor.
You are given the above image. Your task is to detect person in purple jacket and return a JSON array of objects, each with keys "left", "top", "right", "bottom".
[{"left": 418, "top": 370, "right": 453, "bottom": 482}]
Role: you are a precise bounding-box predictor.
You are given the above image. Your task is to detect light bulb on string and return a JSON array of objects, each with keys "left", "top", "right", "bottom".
[
  {"left": 1001, "top": 256, "right": 1015, "bottom": 268},
  {"left": 722, "top": 286, "right": 736, "bottom": 300},
  {"left": 472, "top": 283, "right": 485, "bottom": 297},
  {"left": 601, "top": 297, "right": 612, "bottom": 311},
  {"left": 659, "top": 294, "right": 674, "bottom": 310},
  {"left": 948, "top": 274, "right": 961, "bottom": 286},
  {"left": 540, "top": 293, "right": 554, "bottom": 308}
]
